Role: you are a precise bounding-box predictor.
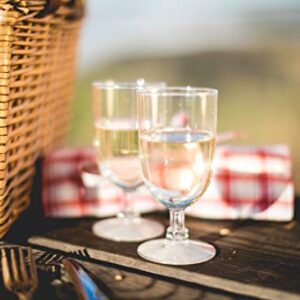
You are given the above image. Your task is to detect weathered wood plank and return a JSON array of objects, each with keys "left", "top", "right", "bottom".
[
  {"left": 0, "top": 242, "right": 248, "bottom": 300},
  {"left": 28, "top": 214, "right": 300, "bottom": 300}
]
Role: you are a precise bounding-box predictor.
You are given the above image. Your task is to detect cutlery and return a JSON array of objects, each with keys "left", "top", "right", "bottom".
[
  {"left": 1, "top": 247, "right": 38, "bottom": 300},
  {"left": 70, "top": 248, "right": 91, "bottom": 259},
  {"left": 35, "top": 249, "right": 110, "bottom": 299},
  {"left": 36, "top": 252, "right": 64, "bottom": 265},
  {"left": 63, "top": 257, "right": 110, "bottom": 300},
  {"left": 35, "top": 252, "right": 64, "bottom": 280},
  {"left": 35, "top": 249, "right": 90, "bottom": 281}
]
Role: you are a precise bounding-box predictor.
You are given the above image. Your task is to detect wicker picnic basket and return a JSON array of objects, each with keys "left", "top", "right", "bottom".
[{"left": 0, "top": 0, "right": 83, "bottom": 237}]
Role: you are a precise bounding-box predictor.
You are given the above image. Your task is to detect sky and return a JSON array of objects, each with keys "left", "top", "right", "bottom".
[{"left": 78, "top": 0, "right": 300, "bottom": 72}]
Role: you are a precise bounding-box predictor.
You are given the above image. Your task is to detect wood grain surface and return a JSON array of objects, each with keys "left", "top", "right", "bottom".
[
  {"left": 27, "top": 213, "right": 300, "bottom": 300},
  {"left": 0, "top": 242, "right": 250, "bottom": 300}
]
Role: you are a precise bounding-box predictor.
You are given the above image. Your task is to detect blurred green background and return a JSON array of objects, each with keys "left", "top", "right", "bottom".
[{"left": 69, "top": 1, "right": 300, "bottom": 194}]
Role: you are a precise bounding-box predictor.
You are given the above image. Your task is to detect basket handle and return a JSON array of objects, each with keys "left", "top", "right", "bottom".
[
  {"left": 36, "top": 0, "right": 62, "bottom": 18},
  {"left": 68, "top": 0, "right": 85, "bottom": 20},
  {"left": 8, "top": 0, "right": 84, "bottom": 19}
]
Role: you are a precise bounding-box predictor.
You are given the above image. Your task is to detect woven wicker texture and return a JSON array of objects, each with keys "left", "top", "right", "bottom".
[{"left": 0, "top": 0, "right": 82, "bottom": 237}]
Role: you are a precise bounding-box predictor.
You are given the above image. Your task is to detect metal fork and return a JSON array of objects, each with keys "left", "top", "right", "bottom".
[
  {"left": 70, "top": 248, "right": 91, "bottom": 259},
  {"left": 35, "top": 252, "right": 64, "bottom": 280},
  {"left": 1, "top": 247, "right": 38, "bottom": 300},
  {"left": 35, "top": 252, "right": 64, "bottom": 266},
  {"left": 35, "top": 248, "right": 90, "bottom": 265},
  {"left": 35, "top": 249, "right": 90, "bottom": 275}
]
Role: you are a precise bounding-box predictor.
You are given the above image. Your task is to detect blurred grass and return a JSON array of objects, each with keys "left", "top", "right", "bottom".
[{"left": 69, "top": 49, "right": 300, "bottom": 193}]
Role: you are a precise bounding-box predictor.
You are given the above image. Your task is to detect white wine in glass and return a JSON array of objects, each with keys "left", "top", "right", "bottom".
[
  {"left": 92, "top": 81, "right": 165, "bottom": 242},
  {"left": 140, "top": 129, "right": 215, "bottom": 209},
  {"left": 137, "top": 87, "right": 218, "bottom": 265},
  {"left": 95, "top": 121, "right": 141, "bottom": 188}
]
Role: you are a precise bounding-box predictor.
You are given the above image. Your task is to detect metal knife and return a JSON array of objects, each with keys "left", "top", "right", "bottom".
[{"left": 62, "top": 258, "right": 110, "bottom": 300}]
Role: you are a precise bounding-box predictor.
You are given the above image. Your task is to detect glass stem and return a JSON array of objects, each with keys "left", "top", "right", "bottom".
[
  {"left": 118, "top": 189, "right": 139, "bottom": 219},
  {"left": 167, "top": 209, "right": 189, "bottom": 242}
]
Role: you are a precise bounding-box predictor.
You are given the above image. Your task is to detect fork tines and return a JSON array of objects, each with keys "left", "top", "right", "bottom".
[
  {"left": 35, "top": 252, "right": 64, "bottom": 266},
  {"left": 1, "top": 247, "right": 38, "bottom": 298},
  {"left": 70, "top": 248, "right": 91, "bottom": 259},
  {"left": 35, "top": 248, "right": 91, "bottom": 267}
]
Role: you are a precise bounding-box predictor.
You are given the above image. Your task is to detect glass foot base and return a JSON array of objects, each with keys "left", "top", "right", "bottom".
[
  {"left": 92, "top": 217, "right": 165, "bottom": 242},
  {"left": 137, "top": 238, "right": 216, "bottom": 265}
]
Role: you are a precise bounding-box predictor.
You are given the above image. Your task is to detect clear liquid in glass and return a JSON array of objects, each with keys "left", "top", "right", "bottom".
[
  {"left": 95, "top": 119, "right": 142, "bottom": 189},
  {"left": 140, "top": 129, "right": 215, "bottom": 209}
]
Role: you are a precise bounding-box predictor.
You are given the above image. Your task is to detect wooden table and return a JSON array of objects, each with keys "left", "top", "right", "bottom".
[
  {"left": 0, "top": 241, "right": 249, "bottom": 300},
  {"left": 3, "top": 163, "right": 300, "bottom": 300},
  {"left": 4, "top": 206, "right": 299, "bottom": 300}
]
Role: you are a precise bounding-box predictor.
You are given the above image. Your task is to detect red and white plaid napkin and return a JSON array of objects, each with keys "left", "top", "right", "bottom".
[{"left": 42, "top": 145, "right": 294, "bottom": 221}]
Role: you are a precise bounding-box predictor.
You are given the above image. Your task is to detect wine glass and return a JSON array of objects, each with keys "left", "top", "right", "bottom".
[
  {"left": 92, "top": 80, "right": 165, "bottom": 242},
  {"left": 137, "top": 87, "right": 218, "bottom": 265}
]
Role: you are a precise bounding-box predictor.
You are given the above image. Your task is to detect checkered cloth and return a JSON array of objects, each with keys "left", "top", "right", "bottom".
[{"left": 43, "top": 145, "right": 294, "bottom": 221}]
